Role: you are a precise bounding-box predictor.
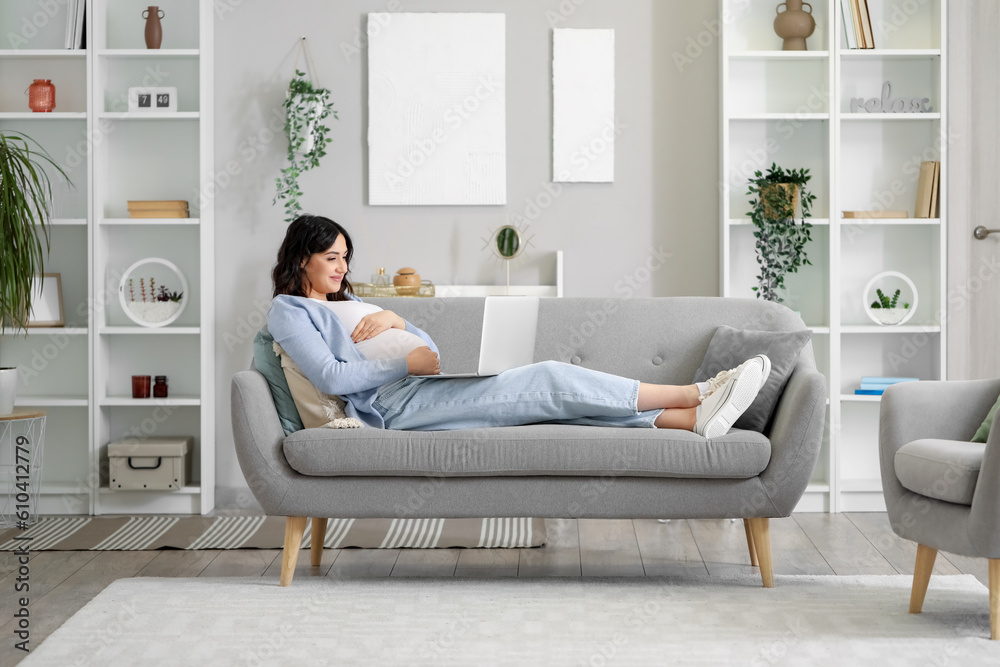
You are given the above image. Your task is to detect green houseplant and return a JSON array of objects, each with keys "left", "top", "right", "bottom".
[
  {"left": 273, "top": 70, "right": 338, "bottom": 224},
  {"left": 747, "top": 163, "right": 816, "bottom": 303},
  {"left": 0, "top": 130, "right": 70, "bottom": 413},
  {"left": 868, "top": 287, "right": 910, "bottom": 325}
]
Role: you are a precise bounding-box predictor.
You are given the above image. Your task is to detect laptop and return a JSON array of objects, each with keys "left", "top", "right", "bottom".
[{"left": 414, "top": 296, "right": 540, "bottom": 378}]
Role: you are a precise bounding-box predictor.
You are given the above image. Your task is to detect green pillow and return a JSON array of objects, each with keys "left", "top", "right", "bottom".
[
  {"left": 971, "top": 392, "right": 1000, "bottom": 443},
  {"left": 252, "top": 328, "right": 304, "bottom": 435}
]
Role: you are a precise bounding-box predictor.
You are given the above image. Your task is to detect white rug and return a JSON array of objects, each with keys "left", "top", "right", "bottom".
[{"left": 23, "top": 575, "right": 999, "bottom": 666}]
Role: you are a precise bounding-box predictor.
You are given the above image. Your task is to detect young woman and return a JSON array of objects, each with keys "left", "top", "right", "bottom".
[{"left": 267, "top": 215, "right": 769, "bottom": 436}]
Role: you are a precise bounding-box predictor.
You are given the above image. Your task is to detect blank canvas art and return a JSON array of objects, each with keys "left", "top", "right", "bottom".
[
  {"left": 553, "top": 29, "right": 616, "bottom": 183},
  {"left": 368, "top": 13, "right": 506, "bottom": 206}
]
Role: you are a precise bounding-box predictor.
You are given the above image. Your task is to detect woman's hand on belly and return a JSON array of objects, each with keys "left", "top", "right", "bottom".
[{"left": 351, "top": 310, "right": 405, "bottom": 342}]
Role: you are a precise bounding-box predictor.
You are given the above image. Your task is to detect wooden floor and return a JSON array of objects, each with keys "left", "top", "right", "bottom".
[{"left": 0, "top": 513, "right": 990, "bottom": 665}]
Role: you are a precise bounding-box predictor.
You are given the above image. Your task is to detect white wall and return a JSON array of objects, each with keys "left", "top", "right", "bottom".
[{"left": 212, "top": 0, "right": 723, "bottom": 496}]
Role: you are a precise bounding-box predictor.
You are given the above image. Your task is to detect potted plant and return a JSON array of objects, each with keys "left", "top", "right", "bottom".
[
  {"left": 868, "top": 287, "right": 910, "bottom": 325},
  {"left": 273, "top": 70, "right": 337, "bottom": 224},
  {"left": 0, "top": 130, "right": 71, "bottom": 414},
  {"left": 747, "top": 163, "right": 816, "bottom": 303}
]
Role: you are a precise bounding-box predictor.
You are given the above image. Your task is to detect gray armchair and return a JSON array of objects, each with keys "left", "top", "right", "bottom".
[{"left": 879, "top": 379, "right": 1000, "bottom": 640}]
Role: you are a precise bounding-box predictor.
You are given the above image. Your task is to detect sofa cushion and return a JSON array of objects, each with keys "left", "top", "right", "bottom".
[
  {"left": 895, "top": 439, "right": 985, "bottom": 505},
  {"left": 282, "top": 424, "right": 771, "bottom": 478},
  {"left": 692, "top": 326, "right": 812, "bottom": 432},
  {"left": 253, "top": 329, "right": 304, "bottom": 435},
  {"left": 971, "top": 391, "right": 1000, "bottom": 443}
]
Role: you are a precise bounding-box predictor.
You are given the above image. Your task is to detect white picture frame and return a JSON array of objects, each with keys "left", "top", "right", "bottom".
[
  {"left": 128, "top": 86, "right": 178, "bottom": 113},
  {"left": 27, "top": 273, "right": 65, "bottom": 328}
]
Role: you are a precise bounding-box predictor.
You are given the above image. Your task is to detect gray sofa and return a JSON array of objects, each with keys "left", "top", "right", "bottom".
[{"left": 231, "top": 297, "right": 826, "bottom": 586}]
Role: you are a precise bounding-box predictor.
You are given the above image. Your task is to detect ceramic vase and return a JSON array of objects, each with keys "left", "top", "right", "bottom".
[
  {"left": 27, "top": 79, "right": 55, "bottom": 112},
  {"left": 0, "top": 367, "right": 18, "bottom": 416},
  {"left": 774, "top": 0, "right": 815, "bottom": 51},
  {"left": 143, "top": 6, "right": 164, "bottom": 49}
]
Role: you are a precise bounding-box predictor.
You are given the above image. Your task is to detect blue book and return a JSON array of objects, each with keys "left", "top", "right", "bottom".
[
  {"left": 860, "top": 377, "right": 918, "bottom": 385},
  {"left": 854, "top": 389, "right": 885, "bottom": 395},
  {"left": 860, "top": 383, "right": 894, "bottom": 390}
]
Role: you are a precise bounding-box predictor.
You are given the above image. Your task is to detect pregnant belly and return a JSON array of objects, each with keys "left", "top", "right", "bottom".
[{"left": 354, "top": 328, "right": 427, "bottom": 360}]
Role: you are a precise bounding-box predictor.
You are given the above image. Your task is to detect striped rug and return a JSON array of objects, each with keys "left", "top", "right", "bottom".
[{"left": 0, "top": 516, "right": 545, "bottom": 551}]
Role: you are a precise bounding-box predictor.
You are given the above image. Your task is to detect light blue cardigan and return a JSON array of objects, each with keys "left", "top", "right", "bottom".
[{"left": 266, "top": 293, "right": 438, "bottom": 428}]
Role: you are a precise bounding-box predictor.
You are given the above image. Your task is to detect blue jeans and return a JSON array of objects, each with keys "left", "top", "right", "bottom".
[{"left": 372, "top": 360, "right": 663, "bottom": 430}]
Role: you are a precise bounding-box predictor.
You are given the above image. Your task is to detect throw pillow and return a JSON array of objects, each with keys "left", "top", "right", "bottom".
[
  {"left": 253, "top": 329, "right": 305, "bottom": 435},
  {"left": 692, "top": 325, "right": 812, "bottom": 432},
  {"left": 274, "top": 342, "right": 364, "bottom": 430},
  {"left": 971, "top": 391, "right": 1000, "bottom": 443}
]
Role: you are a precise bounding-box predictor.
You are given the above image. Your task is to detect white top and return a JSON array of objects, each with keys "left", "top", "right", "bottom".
[{"left": 313, "top": 299, "right": 427, "bottom": 361}]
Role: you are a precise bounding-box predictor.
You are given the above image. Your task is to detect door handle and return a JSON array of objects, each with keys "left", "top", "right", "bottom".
[{"left": 973, "top": 226, "right": 999, "bottom": 240}]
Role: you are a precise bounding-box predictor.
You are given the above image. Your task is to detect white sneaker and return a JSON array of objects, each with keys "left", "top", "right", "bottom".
[
  {"left": 695, "top": 355, "right": 770, "bottom": 438},
  {"left": 699, "top": 355, "right": 772, "bottom": 402}
]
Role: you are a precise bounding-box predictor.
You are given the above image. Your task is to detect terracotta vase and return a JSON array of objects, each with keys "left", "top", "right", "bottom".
[
  {"left": 774, "top": 0, "right": 815, "bottom": 51},
  {"left": 27, "top": 79, "right": 55, "bottom": 112},
  {"left": 143, "top": 6, "right": 164, "bottom": 49}
]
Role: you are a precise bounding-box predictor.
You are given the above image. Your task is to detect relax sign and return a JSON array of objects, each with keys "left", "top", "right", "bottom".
[{"left": 850, "top": 81, "right": 932, "bottom": 113}]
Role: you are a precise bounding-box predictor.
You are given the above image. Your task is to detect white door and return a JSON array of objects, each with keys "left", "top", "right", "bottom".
[{"left": 948, "top": 1, "right": 1000, "bottom": 380}]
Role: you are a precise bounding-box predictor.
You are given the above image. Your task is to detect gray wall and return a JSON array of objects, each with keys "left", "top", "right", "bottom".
[{"left": 213, "top": 0, "right": 721, "bottom": 495}]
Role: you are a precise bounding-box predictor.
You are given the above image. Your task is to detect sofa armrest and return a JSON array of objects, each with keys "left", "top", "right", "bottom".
[
  {"left": 969, "top": 403, "right": 1000, "bottom": 555},
  {"left": 231, "top": 370, "right": 299, "bottom": 514},
  {"left": 752, "top": 362, "right": 827, "bottom": 516},
  {"left": 879, "top": 378, "right": 1000, "bottom": 517}
]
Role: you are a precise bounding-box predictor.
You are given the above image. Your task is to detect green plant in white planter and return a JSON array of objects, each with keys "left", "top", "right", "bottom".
[
  {"left": 273, "top": 70, "right": 338, "bottom": 224},
  {"left": 747, "top": 163, "right": 816, "bottom": 303},
  {"left": 869, "top": 287, "right": 910, "bottom": 325},
  {"left": 0, "top": 130, "right": 71, "bottom": 414}
]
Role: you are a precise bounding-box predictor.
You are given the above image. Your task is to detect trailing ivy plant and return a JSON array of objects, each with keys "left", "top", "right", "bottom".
[
  {"left": 0, "top": 131, "right": 71, "bottom": 331},
  {"left": 274, "top": 70, "right": 338, "bottom": 224},
  {"left": 747, "top": 163, "right": 816, "bottom": 303}
]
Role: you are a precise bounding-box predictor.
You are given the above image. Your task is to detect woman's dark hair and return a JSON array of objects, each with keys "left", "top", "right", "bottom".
[{"left": 272, "top": 215, "right": 355, "bottom": 300}]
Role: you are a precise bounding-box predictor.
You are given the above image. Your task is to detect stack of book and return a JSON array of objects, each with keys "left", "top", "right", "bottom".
[
  {"left": 841, "top": 0, "right": 875, "bottom": 49},
  {"left": 127, "top": 201, "right": 190, "bottom": 219},
  {"left": 854, "top": 377, "right": 918, "bottom": 396},
  {"left": 64, "top": 0, "right": 86, "bottom": 49},
  {"left": 914, "top": 161, "right": 941, "bottom": 218}
]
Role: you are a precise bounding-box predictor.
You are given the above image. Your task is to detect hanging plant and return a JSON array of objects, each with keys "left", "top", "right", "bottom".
[
  {"left": 746, "top": 163, "right": 816, "bottom": 303},
  {"left": 273, "top": 69, "right": 337, "bottom": 224}
]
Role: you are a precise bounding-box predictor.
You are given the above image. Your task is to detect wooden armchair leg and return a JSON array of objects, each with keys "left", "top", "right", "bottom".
[
  {"left": 743, "top": 518, "right": 759, "bottom": 567},
  {"left": 279, "top": 516, "right": 308, "bottom": 587},
  {"left": 989, "top": 558, "right": 999, "bottom": 640},
  {"left": 311, "top": 517, "right": 328, "bottom": 567},
  {"left": 909, "top": 543, "right": 937, "bottom": 614},
  {"left": 747, "top": 518, "right": 774, "bottom": 588}
]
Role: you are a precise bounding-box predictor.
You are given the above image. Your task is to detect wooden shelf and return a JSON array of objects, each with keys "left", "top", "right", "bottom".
[
  {"left": 99, "top": 326, "right": 201, "bottom": 335},
  {"left": 840, "top": 325, "right": 941, "bottom": 334},
  {"left": 98, "top": 112, "right": 200, "bottom": 120},
  {"left": 14, "top": 396, "right": 89, "bottom": 407},
  {"left": 840, "top": 218, "right": 940, "bottom": 225},
  {"left": 100, "top": 218, "right": 199, "bottom": 226},
  {"left": 729, "top": 113, "right": 829, "bottom": 121},
  {"left": 841, "top": 113, "right": 941, "bottom": 121},
  {"left": 727, "top": 218, "right": 830, "bottom": 226},
  {"left": 1, "top": 327, "right": 88, "bottom": 335},
  {"left": 100, "top": 395, "right": 201, "bottom": 407},
  {"left": 840, "top": 49, "right": 941, "bottom": 59},
  {"left": 0, "top": 112, "right": 87, "bottom": 119},
  {"left": 0, "top": 50, "right": 86, "bottom": 58},
  {"left": 97, "top": 49, "right": 199, "bottom": 58},
  {"left": 728, "top": 50, "right": 829, "bottom": 60}
]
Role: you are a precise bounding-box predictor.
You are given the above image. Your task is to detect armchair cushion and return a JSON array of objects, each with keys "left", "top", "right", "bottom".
[
  {"left": 971, "top": 391, "right": 1000, "bottom": 443},
  {"left": 894, "top": 438, "right": 985, "bottom": 505},
  {"left": 253, "top": 329, "right": 305, "bottom": 435},
  {"left": 692, "top": 326, "right": 812, "bottom": 432}
]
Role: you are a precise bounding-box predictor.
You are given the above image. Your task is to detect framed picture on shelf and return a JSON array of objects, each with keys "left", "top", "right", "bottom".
[
  {"left": 128, "top": 86, "right": 178, "bottom": 113},
  {"left": 27, "top": 274, "right": 65, "bottom": 328}
]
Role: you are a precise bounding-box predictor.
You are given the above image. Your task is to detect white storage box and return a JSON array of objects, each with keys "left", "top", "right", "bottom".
[{"left": 108, "top": 436, "right": 193, "bottom": 491}]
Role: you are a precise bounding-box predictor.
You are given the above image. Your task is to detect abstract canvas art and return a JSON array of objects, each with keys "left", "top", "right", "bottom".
[
  {"left": 553, "top": 29, "right": 616, "bottom": 183},
  {"left": 368, "top": 13, "right": 507, "bottom": 205}
]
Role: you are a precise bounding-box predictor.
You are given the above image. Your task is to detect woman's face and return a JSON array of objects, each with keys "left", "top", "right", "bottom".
[{"left": 301, "top": 234, "right": 348, "bottom": 299}]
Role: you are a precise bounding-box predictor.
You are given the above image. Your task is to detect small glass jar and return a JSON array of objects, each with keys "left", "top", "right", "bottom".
[
  {"left": 27, "top": 79, "right": 55, "bottom": 113},
  {"left": 132, "top": 375, "right": 151, "bottom": 399},
  {"left": 153, "top": 375, "right": 168, "bottom": 398},
  {"left": 371, "top": 267, "right": 392, "bottom": 296}
]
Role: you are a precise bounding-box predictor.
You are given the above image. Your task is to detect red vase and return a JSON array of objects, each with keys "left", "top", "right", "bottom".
[{"left": 27, "top": 79, "right": 55, "bottom": 112}]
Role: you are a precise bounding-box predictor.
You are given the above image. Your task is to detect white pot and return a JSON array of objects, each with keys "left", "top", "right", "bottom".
[
  {"left": 290, "top": 96, "right": 322, "bottom": 155},
  {"left": 0, "top": 367, "right": 18, "bottom": 416},
  {"left": 871, "top": 308, "right": 908, "bottom": 325}
]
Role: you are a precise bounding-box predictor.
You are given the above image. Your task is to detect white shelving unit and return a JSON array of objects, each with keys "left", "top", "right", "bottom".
[
  {"left": 720, "top": 0, "right": 947, "bottom": 512},
  {"left": 0, "top": 0, "right": 214, "bottom": 515}
]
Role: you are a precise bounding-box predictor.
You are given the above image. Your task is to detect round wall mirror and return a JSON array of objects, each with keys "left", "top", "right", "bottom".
[
  {"left": 495, "top": 226, "right": 522, "bottom": 259},
  {"left": 118, "top": 257, "right": 189, "bottom": 328}
]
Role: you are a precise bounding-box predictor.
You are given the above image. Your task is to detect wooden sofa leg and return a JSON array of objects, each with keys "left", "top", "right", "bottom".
[
  {"left": 990, "top": 558, "right": 999, "bottom": 640},
  {"left": 743, "top": 519, "right": 759, "bottom": 567},
  {"left": 747, "top": 518, "right": 774, "bottom": 588},
  {"left": 280, "top": 516, "right": 308, "bottom": 587},
  {"left": 311, "top": 517, "right": 328, "bottom": 567},
  {"left": 909, "top": 543, "right": 937, "bottom": 614}
]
